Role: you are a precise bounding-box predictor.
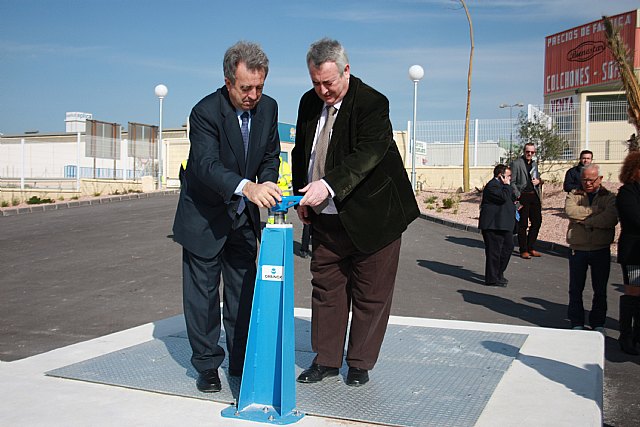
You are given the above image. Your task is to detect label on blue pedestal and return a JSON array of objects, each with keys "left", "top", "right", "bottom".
[{"left": 261, "top": 265, "right": 284, "bottom": 281}]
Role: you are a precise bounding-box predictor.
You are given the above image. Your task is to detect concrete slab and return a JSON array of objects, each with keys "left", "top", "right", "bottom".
[{"left": 0, "top": 308, "right": 603, "bottom": 426}]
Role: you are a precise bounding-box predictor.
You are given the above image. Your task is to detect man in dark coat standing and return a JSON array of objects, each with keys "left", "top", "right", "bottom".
[
  {"left": 563, "top": 150, "right": 593, "bottom": 193},
  {"left": 291, "top": 38, "right": 419, "bottom": 387},
  {"left": 172, "top": 41, "right": 281, "bottom": 393},
  {"left": 479, "top": 164, "right": 517, "bottom": 286}
]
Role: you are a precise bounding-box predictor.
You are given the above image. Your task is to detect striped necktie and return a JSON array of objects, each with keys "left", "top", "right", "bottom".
[
  {"left": 311, "top": 105, "right": 337, "bottom": 213},
  {"left": 240, "top": 112, "right": 249, "bottom": 158}
]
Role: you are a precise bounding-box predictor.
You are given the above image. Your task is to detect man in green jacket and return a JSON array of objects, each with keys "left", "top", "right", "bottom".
[
  {"left": 565, "top": 163, "right": 618, "bottom": 333},
  {"left": 291, "top": 38, "right": 419, "bottom": 387}
]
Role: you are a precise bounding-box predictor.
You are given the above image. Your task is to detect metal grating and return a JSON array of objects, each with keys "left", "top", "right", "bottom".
[{"left": 47, "top": 320, "right": 527, "bottom": 427}]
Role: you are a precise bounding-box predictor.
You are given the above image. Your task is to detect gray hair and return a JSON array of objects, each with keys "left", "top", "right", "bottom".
[
  {"left": 581, "top": 163, "right": 600, "bottom": 177},
  {"left": 223, "top": 41, "right": 269, "bottom": 84},
  {"left": 306, "top": 38, "right": 349, "bottom": 74}
]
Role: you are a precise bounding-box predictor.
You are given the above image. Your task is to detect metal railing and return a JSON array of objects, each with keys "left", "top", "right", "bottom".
[
  {"left": 0, "top": 136, "right": 156, "bottom": 190},
  {"left": 408, "top": 101, "right": 634, "bottom": 166}
]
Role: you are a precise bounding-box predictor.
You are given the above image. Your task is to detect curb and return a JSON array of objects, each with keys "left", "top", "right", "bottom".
[
  {"left": 1, "top": 190, "right": 180, "bottom": 217},
  {"left": 419, "top": 212, "right": 572, "bottom": 258},
  {"left": 0, "top": 195, "right": 576, "bottom": 259}
]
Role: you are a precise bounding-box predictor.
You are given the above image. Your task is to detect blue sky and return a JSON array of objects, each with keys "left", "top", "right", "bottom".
[{"left": 1, "top": 0, "right": 638, "bottom": 135}]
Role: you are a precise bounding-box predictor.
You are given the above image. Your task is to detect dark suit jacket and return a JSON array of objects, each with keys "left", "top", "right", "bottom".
[
  {"left": 173, "top": 86, "right": 280, "bottom": 258},
  {"left": 291, "top": 76, "right": 419, "bottom": 254},
  {"left": 478, "top": 177, "right": 517, "bottom": 231},
  {"left": 563, "top": 164, "right": 583, "bottom": 193},
  {"left": 617, "top": 181, "right": 640, "bottom": 265}
]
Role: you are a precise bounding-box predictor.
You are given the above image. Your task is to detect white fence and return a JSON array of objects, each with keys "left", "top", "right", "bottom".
[
  {"left": 409, "top": 101, "right": 634, "bottom": 166},
  {"left": 1, "top": 101, "right": 634, "bottom": 188},
  {"left": 0, "top": 136, "right": 157, "bottom": 190}
]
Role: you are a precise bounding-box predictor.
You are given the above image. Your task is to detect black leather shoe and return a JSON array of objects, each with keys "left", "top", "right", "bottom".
[
  {"left": 498, "top": 277, "right": 509, "bottom": 285},
  {"left": 196, "top": 369, "right": 222, "bottom": 392},
  {"left": 485, "top": 281, "right": 506, "bottom": 287},
  {"left": 296, "top": 363, "right": 339, "bottom": 383},
  {"left": 346, "top": 367, "right": 369, "bottom": 387}
]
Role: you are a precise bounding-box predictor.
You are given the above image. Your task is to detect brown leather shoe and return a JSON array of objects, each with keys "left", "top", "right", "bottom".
[
  {"left": 529, "top": 250, "right": 542, "bottom": 257},
  {"left": 520, "top": 252, "right": 532, "bottom": 259}
]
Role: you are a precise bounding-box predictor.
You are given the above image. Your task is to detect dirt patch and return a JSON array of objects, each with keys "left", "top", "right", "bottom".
[{"left": 416, "top": 181, "right": 622, "bottom": 255}]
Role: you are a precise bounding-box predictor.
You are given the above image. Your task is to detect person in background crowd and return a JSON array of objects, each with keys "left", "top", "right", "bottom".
[
  {"left": 510, "top": 143, "right": 543, "bottom": 259},
  {"left": 172, "top": 41, "right": 281, "bottom": 393},
  {"left": 564, "top": 163, "right": 617, "bottom": 334},
  {"left": 478, "top": 164, "right": 517, "bottom": 287},
  {"left": 616, "top": 151, "right": 640, "bottom": 354},
  {"left": 278, "top": 156, "right": 292, "bottom": 196},
  {"left": 299, "top": 223, "right": 312, "bottom": 258},
  {"left": 563, "top": 150, "right": 593, "bottom": 193}
]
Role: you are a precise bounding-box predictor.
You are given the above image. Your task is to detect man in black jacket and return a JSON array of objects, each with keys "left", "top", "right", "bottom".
[
  {"left": 479, "top": 164, "right": 517, "bottom": 286},
  {"left": 292, "top": 38, "right": 419, "bottom": 387},
  {"left": 563, "top": 150, "right": 593, "bottom": 193}
]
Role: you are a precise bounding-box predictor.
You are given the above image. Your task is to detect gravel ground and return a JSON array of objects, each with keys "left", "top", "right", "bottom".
[{"left": 416, "top": 181, "right": 622, "bottom": 255}]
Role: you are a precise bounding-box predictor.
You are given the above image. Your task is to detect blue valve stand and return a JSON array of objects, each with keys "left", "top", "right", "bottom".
[{"left": 221, "top": 197, "right": 304, "bottom": 424}]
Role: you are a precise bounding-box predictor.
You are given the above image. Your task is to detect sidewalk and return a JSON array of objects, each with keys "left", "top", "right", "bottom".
[{"left": 0, "top": 308, "right": 603, "bottom": 427}]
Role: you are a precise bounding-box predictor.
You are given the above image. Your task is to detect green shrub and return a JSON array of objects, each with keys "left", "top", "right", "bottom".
[
  {"left": 11, "top": 198, "right": 20, "bottom": 206},
  {"left": 26, "top": 196, "right": 54, "bottom": 205},
  {"left": 424, "top": 195, "right": 438, "bottom": 204},
  {"left": 442, "top": 197, "right": 455, "bottom": 209},
  {"left": 1, "top": 200, "right": 9, "bottom": 207}
]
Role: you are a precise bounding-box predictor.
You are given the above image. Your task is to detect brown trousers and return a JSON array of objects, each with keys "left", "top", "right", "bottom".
[{"left": 310, "top": 213, "right": 401, "bottom": 370}]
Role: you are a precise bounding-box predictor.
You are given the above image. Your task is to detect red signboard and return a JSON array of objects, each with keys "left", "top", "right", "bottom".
[{"left": 544, "top": 10, "right": 639, "bottom": 95}]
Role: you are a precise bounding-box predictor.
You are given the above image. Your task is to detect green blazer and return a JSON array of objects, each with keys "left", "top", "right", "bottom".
[{"left": 292, "top": 76, "right": 419, "bottom": 254}]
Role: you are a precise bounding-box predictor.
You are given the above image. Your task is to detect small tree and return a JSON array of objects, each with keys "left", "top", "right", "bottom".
[{"left": 515, "top": 111, "right": 569, "bottom": 175}]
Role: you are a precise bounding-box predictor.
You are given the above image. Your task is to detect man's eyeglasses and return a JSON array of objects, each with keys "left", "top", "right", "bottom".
[
  {"left": 525, "top": 151, "right": 536, "bottom": 154},
  {"left": 582, "top": 177, "right": 601, "bottom": 184}
]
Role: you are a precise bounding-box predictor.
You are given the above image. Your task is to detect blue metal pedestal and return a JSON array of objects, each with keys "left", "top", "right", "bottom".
[{"left": 221, "top": 198, "right": 303, "bottom": 424}]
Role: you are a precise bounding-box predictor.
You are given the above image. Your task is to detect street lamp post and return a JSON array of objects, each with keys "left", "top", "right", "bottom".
[
  {"left": 155, "top": 84, "right": 168, "bottom": 190},
  {"left": 408, "top": 65, "right": 424, "bottom": 192},
  {"left": 499, "top": 102, "right": 523, "bottom": 160}
]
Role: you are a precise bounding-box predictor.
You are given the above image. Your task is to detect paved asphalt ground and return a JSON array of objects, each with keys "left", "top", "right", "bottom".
[{"left": 1, "top": 193, "right": 638, "bottom": 426}]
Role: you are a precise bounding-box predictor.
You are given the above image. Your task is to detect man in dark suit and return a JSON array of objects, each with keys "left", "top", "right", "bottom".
[
  {"left": 172, "top": 41, "right": 281, "bottom": 393},
  {"left": 291, "top": 38, "right": 419, "bottom": 387},
  {"left": 479, "top": 164, "right": 517, "bottom": 287}
]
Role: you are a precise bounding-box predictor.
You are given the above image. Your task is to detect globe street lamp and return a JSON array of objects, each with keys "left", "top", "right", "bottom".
[
  {"left": 155, "top": 84, "right": 168, "bottom": 189},
  {"left": 408, "top": 65, "right": 424, "bottom": 192},
  {"left": 499, "top": 102, "right": 523, "bottom": 160}
]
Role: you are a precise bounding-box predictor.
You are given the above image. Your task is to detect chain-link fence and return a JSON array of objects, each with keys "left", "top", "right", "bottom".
[
  {"left": 1, "top": 101, "right": 634, "bottom": 190},
  {"left": 410, "top": 118, "right": 515, "bottom": 166},
  {"left": 409, "top": 100, "right": 633, "bottom": 167}
]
